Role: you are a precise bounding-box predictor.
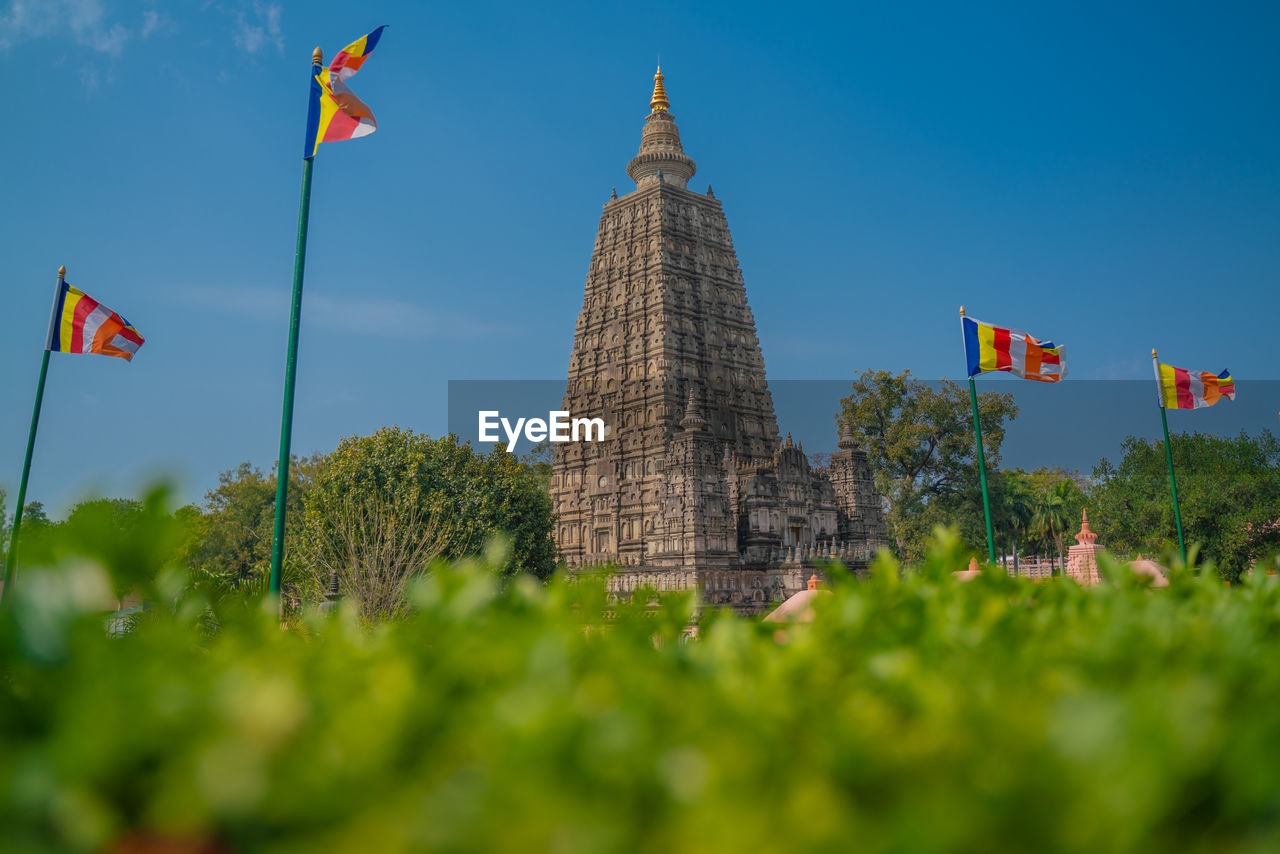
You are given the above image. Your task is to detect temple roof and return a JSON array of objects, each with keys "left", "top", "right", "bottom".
[
  {"left": 627, "top": 66, "right": 696, "bottom": 189},
  {"left": 763, "top": 575, "right": 830, "bottom": 623}
]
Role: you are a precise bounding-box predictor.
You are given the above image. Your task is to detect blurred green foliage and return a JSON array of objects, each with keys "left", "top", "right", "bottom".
[{"left": 3, "top": 505, "right": 1280, "bottom": 854}]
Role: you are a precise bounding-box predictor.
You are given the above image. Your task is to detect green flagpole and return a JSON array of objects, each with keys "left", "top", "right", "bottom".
[
  {"left": 968, "top": 377, "right": 997, "bottom": 563},
  {"left": 1152, "top": 349, "right": 1187, "bottom": 563},
  {"left": 268, "top": 47, "right": 323, "bottom": 600},
  {"left": 961, "top": 306, "right": 997, "bottom": 563},
  {"left": 3, "top": 265, "right": 66, "bottom": 603}
]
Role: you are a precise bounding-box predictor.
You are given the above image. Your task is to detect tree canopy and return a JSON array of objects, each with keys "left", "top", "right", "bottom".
[
  {"left": 178, "top": 457, "right": 322, "bottom": 597},
  {"left": 838, "top": 369, "right": 1018, "bottom": 560},
  {"left": 303, "top": 427, "right": 556, "bottom": 584},
  {"left": 1090, "top": 430, "right": 1280, "bottom": 579}
]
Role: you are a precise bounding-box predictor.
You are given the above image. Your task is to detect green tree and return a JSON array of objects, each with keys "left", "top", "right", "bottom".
[
  {"left": 1025, "top": 471, "right": 1086, "bottom": 570},
  {"left": 179, "top": 456, "right": 323, "bottom": 597},
  {"left": 1090, "top": 430, "right": 1280, "bottom": 580},
  {"left": 303, "top": 428, "right": 556, "bottom": 592},
  {"left": 7, "top": 501, "right": 54, "bottom": 561},
  {"left": 0, "top": 496, "right": 55, "bottom": 569},
  {"left": 838, "top": 369, "right": 1018, "bottom": 560},
  {"left": 998, "top": 470, "right": 1036, "bottom": 569},
  {"left": 519, "top": 438, "right": 554, "bottom": 494},
  {"left": 19, "top": 501, "right": 50, "bottom": 530},
  {"left": 304, "top": 497, "right": 456, "bottom": 621}
]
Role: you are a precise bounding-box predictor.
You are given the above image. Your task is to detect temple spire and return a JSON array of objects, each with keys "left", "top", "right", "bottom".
[
  {"left": 838, "top": 420, "right": 859, "bottom": 450},
  {"left": 680, "top": 386, "right": 708, "bottom": 431},
  {"left": 627, "top": 66, "right": 696, "bottom": 190},
  {"left": 650, "top": 65, "right": 670, "bottom": 113}
]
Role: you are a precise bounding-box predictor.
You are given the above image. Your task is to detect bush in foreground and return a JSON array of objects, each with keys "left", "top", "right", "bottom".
[{"left": 2, "top": 530, "right": 1280, "bottom": 853}]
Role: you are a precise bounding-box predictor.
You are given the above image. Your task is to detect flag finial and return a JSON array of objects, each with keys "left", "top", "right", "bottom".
[
  {"left": 650, "top": 65, "right": 670, "bottom": 113},
  {"left": 312, "top": 46, "right": 323, "bottom": 65},
  {"left": 1151, "top": 348, "right": 1158, "bottom": 358},
  {"left": 57, "top": 265, "right": 65, "bottom": 278},
  {"left": 959, "top": 305, "right": 965, "bottom": 317}
]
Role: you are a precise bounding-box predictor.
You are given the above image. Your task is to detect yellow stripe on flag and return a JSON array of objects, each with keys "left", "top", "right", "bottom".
[
  {"left": 1158, "top": 363, "right": 1180, "bottom": 409},
  {"left": 59, "top": 290, "right": 83, "bottom": 352},
  {"left": 977, "top": 322, "right": 997, "bottom": 373}
]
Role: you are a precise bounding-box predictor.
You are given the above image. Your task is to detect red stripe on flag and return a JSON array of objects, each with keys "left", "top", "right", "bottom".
[
  {"left": 70, "top": 294, "right": 99, "bottom": 353},
  {"left": 994, "top": 327, "right": 1012, "bottom": 371},
  {"left": 322, "top": 108, "right": 361, "bottom": 142},
  {"left": 1174, "top": 367, "right": 1194, "bottom": 409}
]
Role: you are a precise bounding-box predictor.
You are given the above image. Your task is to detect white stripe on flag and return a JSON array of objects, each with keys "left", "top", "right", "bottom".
[
  {"left": 1009, "top": 331, "right": 1027, "bottom": 378},
  {"left": 110, "top": 333, "right": 141, "bottom": 355},
  {"left": 1045, "top": 347, "right": 1066, "bottom": 378},
  {"left": 1188, "top": 371, "right": 1206, "bottom": 408},
  {"left": 80, "top": 305, "right": 113, "bottom": 353}
]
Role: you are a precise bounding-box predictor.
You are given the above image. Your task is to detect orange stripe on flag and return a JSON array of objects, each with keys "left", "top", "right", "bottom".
[{"left": 91, "top": 315, "right": 124, "bottom": 353}]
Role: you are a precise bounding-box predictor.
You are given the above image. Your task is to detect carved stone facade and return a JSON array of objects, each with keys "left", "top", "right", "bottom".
[{"left": 551, "top": 68, "right": 888, "bottom": 611}]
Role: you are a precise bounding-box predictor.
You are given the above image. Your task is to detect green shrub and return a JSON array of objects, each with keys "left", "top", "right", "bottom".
[
  {"left": 3, "top": 521, "right": 1280, "bottom": 853},
  {"left": 303, "top": 428, "right": 556, "bottom": 582}
]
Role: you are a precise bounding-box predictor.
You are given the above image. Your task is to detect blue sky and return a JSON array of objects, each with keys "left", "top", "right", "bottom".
[{"left": 2, "top": 0, "right": 1278, "bottom": 513}]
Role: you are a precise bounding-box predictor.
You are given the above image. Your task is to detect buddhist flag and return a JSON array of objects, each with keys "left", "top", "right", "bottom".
[
  {"left": 47, "top": 281, "right": 144, "bottom": 362},
  {"left": 1154, "top": 359, "right": 1235, "bottom": 410},
  {"left": 304, "top": 26, "right": 386, "bottom": 159},
  {"left": 963, "top": 315, "right": 1066, "bottom": 382}
]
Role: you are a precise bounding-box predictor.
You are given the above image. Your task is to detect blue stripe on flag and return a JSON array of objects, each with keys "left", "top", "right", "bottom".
[
  {"left": 962, "top": 316, "right": 981, "bottom": 377},
  {"left": 47, "top": 280, "right": 69, "bottom": 351},
  {"left": 363, "top": 25, "right": 386, "bottom": 54},
  {"left": 303, "top": 66, "right": 323, "bottom": 160}
]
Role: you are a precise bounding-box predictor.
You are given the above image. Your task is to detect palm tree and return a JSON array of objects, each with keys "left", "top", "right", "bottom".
[
  {"left": 1032, "top": 481, "right": 1074, "bottom": 574},
  {"left": 1001, "top": 474, "right": 1037, "bottom": 575}
]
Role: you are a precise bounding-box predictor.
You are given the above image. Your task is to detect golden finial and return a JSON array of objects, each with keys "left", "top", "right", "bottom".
[
  {"left": 959, "top": 305, "right": 966, "bottom": 317},
  {"left": 57, "top": 265, "right": 66, "bottom": 278},
  {"left": 312, "top": 46, "right": 323, "bottom": 65},
  {"left": 650, "top": 65, "right": 670, "bottom": 113},
  {"left": 1151, "top": 348, "right": 1158, "bottom": 358}
]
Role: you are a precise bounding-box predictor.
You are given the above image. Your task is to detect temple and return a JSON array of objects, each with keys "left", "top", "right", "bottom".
[{"left": 551, "top": 68, "right": 888, "bottom": 610}]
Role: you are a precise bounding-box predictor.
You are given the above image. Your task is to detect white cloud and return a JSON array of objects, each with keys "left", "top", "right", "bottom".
[
  {"left": 79, "top": 63, "right": 99, "bottom": 93},
  {"left": 140, "top": 9, "right": 175, "bottom": 39},
  {"left": 0, "top": 0, "right": 133, "bottom": 57},
  {"left": 177, "top": 286, "right": 507, "bottom": 341},
  {"left": 232, "top": 1, "right": 282, "bottom": 55}
]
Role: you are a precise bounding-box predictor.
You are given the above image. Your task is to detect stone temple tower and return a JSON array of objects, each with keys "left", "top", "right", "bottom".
[{"left": 551, "top": 68, "right": 887, "bottom": 610}]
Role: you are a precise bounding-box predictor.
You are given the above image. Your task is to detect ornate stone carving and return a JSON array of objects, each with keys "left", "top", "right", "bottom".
[{"left": 552, "top": 69, "right": 888, "bottom": 612}]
